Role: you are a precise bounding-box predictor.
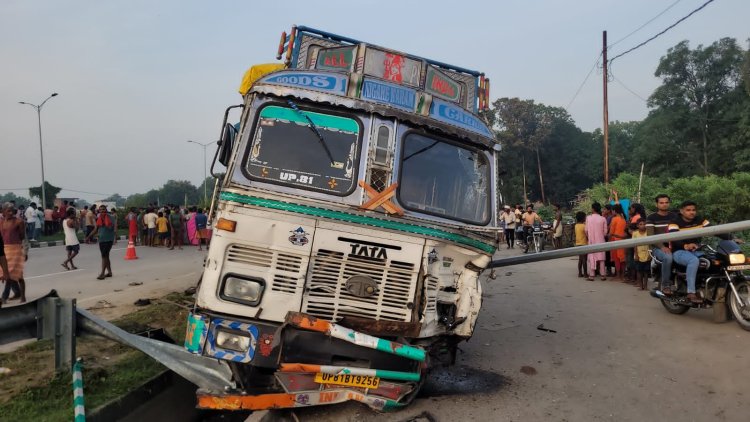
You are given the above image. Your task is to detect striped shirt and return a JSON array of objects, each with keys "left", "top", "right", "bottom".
[
  {"left": 668, "top": 215, "right": 709, "bottom": 251},
  {"left": 646, "top": 211, "right": 676, "bottom": 248}
]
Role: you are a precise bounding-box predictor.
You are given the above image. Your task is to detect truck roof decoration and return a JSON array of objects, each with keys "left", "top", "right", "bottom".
[{"left": 240, "top": 25, "right": 495, "bottom": 143}]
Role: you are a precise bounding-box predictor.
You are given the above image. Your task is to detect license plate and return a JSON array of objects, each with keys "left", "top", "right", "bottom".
[
  {"left": 728, "top": 264, "right": 750, "bottom": 271},
  {"left": 314, "top": 373, "right": 380, "bottom": 389}
]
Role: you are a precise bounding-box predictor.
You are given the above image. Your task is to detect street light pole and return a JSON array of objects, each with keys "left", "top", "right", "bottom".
[
  {"left": 19, "top": 93, "right": 58, "bottom": 211},
  {"left": 187, "top": 140, "right": 217, "bottom": 205}
]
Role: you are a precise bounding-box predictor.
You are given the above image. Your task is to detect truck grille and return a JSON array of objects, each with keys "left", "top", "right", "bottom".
[
  {"left": 226, "top": 244, "right": 304, "bottom": 294},
  {"left": 302, "top": 249, "right": 418, "bottom": 322}
]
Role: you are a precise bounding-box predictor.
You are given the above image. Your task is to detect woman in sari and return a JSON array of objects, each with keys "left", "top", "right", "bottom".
[{"left": 1, "top": 202, "right": 27, "bottom": 303}]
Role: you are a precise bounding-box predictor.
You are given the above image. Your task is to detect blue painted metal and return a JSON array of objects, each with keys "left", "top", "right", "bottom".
[
  {"left": 360, "top": 78, "right": 417, "bottom": 111},
  {"left": 429, "top": 98, "right": 493, "bottom": 137},
  {"left": 260, "top": 71, "right": 348, "bottom": 94},
  {"left": 206, "top": 318, "right": 260, "bottom": 363}
]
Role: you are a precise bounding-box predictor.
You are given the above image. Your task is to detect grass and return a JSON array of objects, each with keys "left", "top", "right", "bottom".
[{"left": 0, "top": 292, "right": 192, "bottom": 421}]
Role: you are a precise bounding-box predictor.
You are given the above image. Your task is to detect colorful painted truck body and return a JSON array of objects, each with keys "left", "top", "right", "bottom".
[{"left": 187, "top": 25, "right": 498, "bottom": 411}]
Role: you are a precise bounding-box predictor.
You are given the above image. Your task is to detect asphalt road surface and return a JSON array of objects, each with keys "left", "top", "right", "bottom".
[
  {"left": 266, "top": 246, "right": 750, "bottom": 422},
  {"left": 5, "top": 242, "right": 203, "bottom": 314}
]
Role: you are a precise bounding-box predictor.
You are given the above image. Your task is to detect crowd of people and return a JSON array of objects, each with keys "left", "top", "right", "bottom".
[
  {"left": 0, "top": 200, "right": 211, "bottom": 306},
  {"left": 575, "top": 193, "right": 712, "bottom": 302},
  {"left": 497, "top": 193, "right": 716, "bottom": 302}
]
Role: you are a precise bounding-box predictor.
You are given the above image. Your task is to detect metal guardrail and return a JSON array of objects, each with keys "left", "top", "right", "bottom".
[{"left": 488, "top": 220, "right": 750, "bottom": 268}]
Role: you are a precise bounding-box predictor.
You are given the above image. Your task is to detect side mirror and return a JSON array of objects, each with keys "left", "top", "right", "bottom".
[{"left": 218, "top": 123, "right": 237, "bottom": 167}]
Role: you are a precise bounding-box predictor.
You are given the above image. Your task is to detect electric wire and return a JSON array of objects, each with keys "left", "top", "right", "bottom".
[
  {"left": 566, "top": 53, "right": 602, "bottom": 109},
  {"left": 607, "top": 0, "right": 684, "bottom": 49},
  {"left": 609, "top": 0, "right": 716, "bottom": 64},
  {"left": 611, "top": 74, "right": 649, "bottom": 102}
]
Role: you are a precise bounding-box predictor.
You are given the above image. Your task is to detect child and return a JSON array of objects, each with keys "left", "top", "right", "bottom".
[
  {"left": 574, "top": 211, "right": 588, "bottom": 277},
  {"left": 156, "top": 212, "right": 169, "bottom": 247},
  {"left": 631, "top": 218, "right": 650, "bottom": 290}
]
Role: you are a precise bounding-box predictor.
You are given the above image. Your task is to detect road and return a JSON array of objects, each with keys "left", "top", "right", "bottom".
[
  {"left": 6, "top": 242, "right": 204, "bottom": 318},
  {"left": 271, "top": 246, "right": 750, "bottom": 422}
]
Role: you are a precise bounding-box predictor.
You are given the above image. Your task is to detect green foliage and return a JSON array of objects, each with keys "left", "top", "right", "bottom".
[
  {"left": 0, "top": 192, "right": 31, "bottom": 205},
  {"left": 575, "top": 172, "right": 750, "bottom": 223},
  {"left": 28, "top": 181, "right": 61, "bottom": 208}
]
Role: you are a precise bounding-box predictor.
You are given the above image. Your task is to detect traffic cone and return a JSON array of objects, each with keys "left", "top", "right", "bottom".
[{"left": 124, "top": 240, "right": 138, "bottom": 260}]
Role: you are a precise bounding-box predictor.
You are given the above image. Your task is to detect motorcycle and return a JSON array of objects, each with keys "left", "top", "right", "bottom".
[
  {"left": 522, "top": 222, "right": 552, "bottom": 254},
  {"left": 650, "top": 239, "right": 750, "bottom": 331}
]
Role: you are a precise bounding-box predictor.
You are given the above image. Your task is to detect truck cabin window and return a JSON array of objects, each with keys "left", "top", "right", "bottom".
[
  {"left": 399, "top": 133, "right": 490, "bottom": 225},
  {"left": 244, "top": 105, "right": 360, "bottom": 195}
]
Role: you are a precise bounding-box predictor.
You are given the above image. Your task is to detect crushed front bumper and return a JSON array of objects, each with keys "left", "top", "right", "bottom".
[{"left": 185, "top": 311, "right": 426, "bottom": 411}]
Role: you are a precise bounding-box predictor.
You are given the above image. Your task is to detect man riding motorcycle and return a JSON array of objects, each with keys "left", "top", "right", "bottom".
[
  {"left": 668, "top": 200, "right": 710, "bottom": 303},
  {"left": 646, "top": 194, "right": 676, "bottom": 292}
]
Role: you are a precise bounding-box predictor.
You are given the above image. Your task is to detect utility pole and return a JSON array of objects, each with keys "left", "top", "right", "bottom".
[{"left": 602, "top": 31, "right": 610, "bottom": 185}]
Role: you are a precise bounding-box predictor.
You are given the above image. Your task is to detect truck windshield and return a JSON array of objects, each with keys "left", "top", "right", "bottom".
[
  {"left": 398, "top": 133, "right": 491, "bottom": 225},
  {"left": 244, "top": 105, "right": 361, "bottom": 195}
]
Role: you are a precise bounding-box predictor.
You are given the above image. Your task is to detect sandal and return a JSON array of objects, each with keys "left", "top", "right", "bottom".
[
  {"left": 687, "top": 293, "right": 702, "bottom": 304},
  {"left": 600, "top": 277, "right": 607, "bottom": 281},
  {"left": 96, "top": 275, "right": 106, "bottom": 280},
  {"left": 61, "top": 263, "right": 70, "bottom": 270},
  {"left": 587, "top": 277, "right": 595, "bottom": 281},
  {"left": 661, "top": 287, "right": 673, "bottom": 296}
]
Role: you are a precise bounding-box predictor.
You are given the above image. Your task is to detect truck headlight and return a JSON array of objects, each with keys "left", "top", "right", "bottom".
[
  {"left": 215, "top": 330, "right": 251, "bottom": 352},
  {"left": 729, "top": 253, "right": 746, "bottom": 265},
  {"left": 221, "top": 275, "right": 265, "bottom": 306}
]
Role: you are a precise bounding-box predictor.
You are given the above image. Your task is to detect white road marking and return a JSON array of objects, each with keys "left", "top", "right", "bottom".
[{"left": 27, "top": 269, "right": 85, "bottom": 279}]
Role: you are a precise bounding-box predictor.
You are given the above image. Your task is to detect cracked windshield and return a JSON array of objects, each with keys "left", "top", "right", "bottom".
[{"left": 399, "top": 133, "right": 490, "bottom": 224}]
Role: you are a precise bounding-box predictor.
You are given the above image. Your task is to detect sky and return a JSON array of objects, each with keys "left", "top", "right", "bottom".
[{"left": 1, "top": 0, "right": 748, "bottom": 203}]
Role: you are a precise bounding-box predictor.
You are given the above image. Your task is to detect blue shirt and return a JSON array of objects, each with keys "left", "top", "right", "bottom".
[{"left": 195, "top": 213, "right": 208, "bottom": 230}]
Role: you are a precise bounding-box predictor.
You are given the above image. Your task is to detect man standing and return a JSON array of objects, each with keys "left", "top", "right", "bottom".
[
  {"left": 668, "top": 201, "right": 710, "bottom": 304},
  {"left": 194, "top": 208, "right": 208, "bottom": 251},
  {"left": 169, "top": 205, "right": 185, "bottom": 250},
  {"left": 24, "top": 202, "right": 38, "bottom": 241},
  {"left": 84, "top": 206, "right": 96, "bottom": 243},
  {"left": 144, "top": 207, "right": 158, "bottom": 247},
  {"left": 585, "top": 202, "right": 608, "bottom": 281},
  {"left": 646, "top": 194, "right": 676, "bottom": 293},
  {"left": 86, "top": 205, "right": 115, "bottom": 280},
  {"left": 501, "top": 205, "right": 516, "bottom": 249}
]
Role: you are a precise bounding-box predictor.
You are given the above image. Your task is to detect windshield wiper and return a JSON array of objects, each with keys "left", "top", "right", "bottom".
[{"left": 287, "top": 100, "right": 337, "bottom": 166}]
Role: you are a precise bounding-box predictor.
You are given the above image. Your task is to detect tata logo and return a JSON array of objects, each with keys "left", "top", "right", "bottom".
[{"left": 349, "top": 243, "right": 388, "bottom": 259}]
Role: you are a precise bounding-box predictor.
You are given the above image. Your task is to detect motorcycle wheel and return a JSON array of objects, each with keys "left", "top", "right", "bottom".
[
  {"left": 660, "top": 298, "right": 690, "bottom": 315},
  {"left": 728, "top": 280, "right": 750, "bottom": 331}
]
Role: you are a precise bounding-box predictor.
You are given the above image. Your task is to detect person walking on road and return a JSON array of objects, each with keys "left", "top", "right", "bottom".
[
  {"left": 585, "top": 202, "right": 608, "bottom": 281},
  {"left": 86, "top": 205, "right": 115, "bottom": 280},
  {"left": 501, "top": 205, "right": 516, "bottom": 249},
  {"left": 61, "top": 208, "right": 80, "bottom": 270},
  {"left": 1, "top": 202, "right": 27, "bottom": 303}
]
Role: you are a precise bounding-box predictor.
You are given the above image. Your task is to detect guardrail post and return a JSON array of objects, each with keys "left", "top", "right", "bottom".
[{"left": 38, "top": 297, "right": 76, "bottom": 373}]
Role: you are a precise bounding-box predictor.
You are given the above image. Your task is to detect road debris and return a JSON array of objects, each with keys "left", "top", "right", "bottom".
[
  {"left": 520, "top": 366, "right": 537, "bottom": 375},
  {"left": 134, "top": 299, "right": 151, "bottom": 306},
  {"left": 87, "top": 300, "right": 115, "bottom": 310},
  {"left": 536, "top": 324, "right": 557, "bottom": 333},
  {"left": 128, "top": 282, "right": 143, "bottom": 286}
]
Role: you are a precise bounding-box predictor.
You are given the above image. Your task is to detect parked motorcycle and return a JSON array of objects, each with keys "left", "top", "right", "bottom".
[{"left": 650, "top": 239, "right": 750, "bottom": 331}]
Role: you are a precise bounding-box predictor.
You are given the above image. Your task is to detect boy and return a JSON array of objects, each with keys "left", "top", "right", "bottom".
[
  {"left": 631, "top": 219, "right": 650, "bottom": 290},
  {"left": 156, "top": 212, "right": 169, "bottom": 247}
]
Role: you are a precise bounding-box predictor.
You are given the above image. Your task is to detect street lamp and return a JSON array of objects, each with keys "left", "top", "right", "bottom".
[
  {"left": 187, "top": 140, "right": 217, "bottom": 205},
  {"left": 19, "top": 92, "right": 58, "bottom": 211}
]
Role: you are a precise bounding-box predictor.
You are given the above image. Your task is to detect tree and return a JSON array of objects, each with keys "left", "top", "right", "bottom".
[
  {"left": 0, "top": 192, "right": 32, "bottom": 205},
  {"left": 28, "top": 181, "right": 61, "bottom": 208},
  {"left": 158, "top": 180, "right": 199, "bottom": 206},
  {"left": 648, "top": 38, "right": 746, "bottom": 175}
]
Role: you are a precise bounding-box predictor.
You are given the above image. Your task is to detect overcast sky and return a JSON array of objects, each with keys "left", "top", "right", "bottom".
[{"left": 1, "top": 0, "right": 747, "bottom": 203}]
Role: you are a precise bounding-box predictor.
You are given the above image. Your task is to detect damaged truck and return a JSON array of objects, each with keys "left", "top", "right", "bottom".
[{"left": 186, "top": 25, "right": 499, "bottom": 411}]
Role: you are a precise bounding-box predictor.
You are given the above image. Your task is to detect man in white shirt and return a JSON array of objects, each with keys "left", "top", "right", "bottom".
[
  {"left": 24, "top": 203, "right": 39, "bottom": 241},
  {"left": 144, "top": 208, "right": 158, "bottom": 247}
]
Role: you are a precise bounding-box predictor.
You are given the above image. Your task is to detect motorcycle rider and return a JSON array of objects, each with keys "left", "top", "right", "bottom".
[
  {"left": 668, "top": 200, "right": 709, "bottom": 304},
  {"left": 521, "top": 204, "right": 542, "bottom": 250},
  {"left": 646, "top": 194, "right": 676, "bottom": 294}
]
